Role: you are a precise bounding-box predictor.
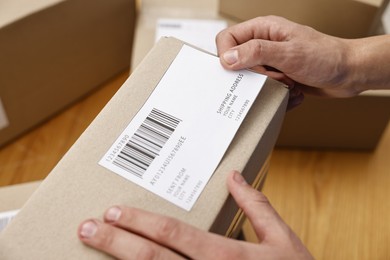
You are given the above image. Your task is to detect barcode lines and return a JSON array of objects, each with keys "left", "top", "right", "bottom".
[{"left": 113, "top": 108, "right": 181, "bottom": 178}]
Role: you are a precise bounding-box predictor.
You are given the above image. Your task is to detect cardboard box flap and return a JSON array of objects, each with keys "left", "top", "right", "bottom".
[
  {"left": 0, "top": 0, "right": 64, "bottom": 28},
  {"left": 0, "top": 37, "right": 288, "bottom": 259}
]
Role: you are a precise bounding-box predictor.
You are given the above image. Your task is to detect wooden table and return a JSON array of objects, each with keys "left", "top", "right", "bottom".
[{"left": 0, "top": 71, "right": 389, "bottom": 259}]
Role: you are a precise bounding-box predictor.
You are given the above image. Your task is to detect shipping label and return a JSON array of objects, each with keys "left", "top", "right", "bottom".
[{"left": 99, "top": 45, "right": 266, "bottom": 211}]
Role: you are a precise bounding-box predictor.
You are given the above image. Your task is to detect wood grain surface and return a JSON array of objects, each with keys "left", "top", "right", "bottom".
[
  {"left": 0, "top": 72, "right": 129, "bottom": 186},
  {"left": 245, "top": 121, "right": 390, "bottom": 259},
  {"left": 0, "top": 71, "right": 389, "bottom": 259}
]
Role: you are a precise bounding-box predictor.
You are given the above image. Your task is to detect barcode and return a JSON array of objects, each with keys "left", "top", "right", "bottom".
[
  {"left": 0, "top": 210, "right": 19, "bottom": 233},
  {"left": 113, "top": 108, "right": 181, "bottom": 178}
]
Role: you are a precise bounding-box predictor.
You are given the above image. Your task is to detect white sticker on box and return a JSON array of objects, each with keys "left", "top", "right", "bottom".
[
  {"left": 0, "top": 98, "right": 10, "bottom": 131},
  {"left": 99, "top": 45, "right": 266, "bottom": 211},
  {"left": 0, "top": 209, "right": 19, "bottom": 233}
]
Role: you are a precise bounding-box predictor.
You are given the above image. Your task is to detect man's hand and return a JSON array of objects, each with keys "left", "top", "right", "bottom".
[
  {"left": 78, "top": 171, "right": 313, "bottom": 259},
  {"left": 216, "top": 16, "right": 366, "bottom": 99}
]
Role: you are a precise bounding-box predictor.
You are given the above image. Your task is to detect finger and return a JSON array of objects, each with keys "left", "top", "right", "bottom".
[
  {"left": 287, "top": 85, "right": 305, "bottom": 110},
  {"left": 78, "top": 219, "right": 184, "bottom": 260},
  {"left": 102, "top": 206, "right": 244, "bottom": 259},
  {"left": 219, "top": 39, "right": 291, "bottom": 72},
  {"left": 216, "top": 16, "right": 292, "bottom": 56},
  {"left": 227, "top": 171, "right": 292, "bottom": 242}
]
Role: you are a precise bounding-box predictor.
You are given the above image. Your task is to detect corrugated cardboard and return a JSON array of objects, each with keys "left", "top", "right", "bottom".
[
  {"left": 277, "top": 92, "right": 390, "bottom": 149},
  {"left": 218, "top": 0, "right": 381, "bottom": 38},
  {"left": 0, "top": 0, "right": 136, "bottom": 147},
  {"left": 0, "top": 37, "right": 288, "bottom": 259}
]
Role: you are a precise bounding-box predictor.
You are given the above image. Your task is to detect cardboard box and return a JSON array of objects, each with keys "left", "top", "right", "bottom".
[
  {"left": 131, "top": 0, "right": 236, "bottom": 69},
  {"left": 219, "top": 0, "right": 381, "bottom": 38},
  {"left": 0, "top": 0, "right": 137, "bottom": 147},
  {"left": 277, "top": 91, "right": 390, "bottom": 149},
  {"left": 0, "top": 37, "right": 288, "bottom": 259}
]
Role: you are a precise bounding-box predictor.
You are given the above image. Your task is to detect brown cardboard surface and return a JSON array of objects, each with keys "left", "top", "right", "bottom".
[
  {"left": 0, "top": 0, "right": 136, "bottom": 147},
  {"left": 0, "top": 181, "right": 41, "bottom": 213},
  {"left": 277, "top": 94, "right": 390, "bottom": 149},
  {"left": 219, "top": 0, "right": 380, "bottom": 38},
  {"left": 0, "top": 0, "right": 64, "bottom": 27},
  {"left": 0, "top": 37, "right": 288, "bottom": 259}
]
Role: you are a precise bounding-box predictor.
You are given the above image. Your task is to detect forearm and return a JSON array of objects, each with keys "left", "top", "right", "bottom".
[{"left": 346, "top": 35, "right": 390, "bottom": 92}]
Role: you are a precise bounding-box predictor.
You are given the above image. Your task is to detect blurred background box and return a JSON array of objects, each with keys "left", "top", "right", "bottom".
[
  {"left": 0, "top": 0, "right": 137, "bottom": 147},
  {"left": 131, "top": 0, "right": 235, "bottom": 69},
  {"left": 219, "top": 0, "right": 382, "bottom": 38},
  {"left": 277, "top": 92, "right": 390, "bottom": 149}
]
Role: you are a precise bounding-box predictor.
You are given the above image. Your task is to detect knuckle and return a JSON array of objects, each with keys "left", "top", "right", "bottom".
[
  {"left": 244, "top": 40, "right": 263, "bottom": 62},
  {"left": 214, "top": 245, "right": 243, "bottom": 260},
  {"left": 155, "top": 217, "right": 180, "bottom": 241},
  {"left": 252, "top": 190, "right": 270, "bottom": 204},
  {"left": 215, "top": 30, "right": 224, "bottom": 41},
  {"left": 136, "top": 244, "right": 158, "bottom": 260},
  {"left": 93, "top": 227, "right": 115, "bottom": 250},
  {"left": 253, "top": 40, "right": 264, "bottom": 56},
  {"left": 216, "top": 29, "right": 230, "bottom": 43},
  {"left": 242, "top": 189, "right": 271, "bottom": 209}
]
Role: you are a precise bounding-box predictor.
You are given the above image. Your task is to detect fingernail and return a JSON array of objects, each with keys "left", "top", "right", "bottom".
[
  {"left": 223, "top": 50, "right": 238, "bottom": 65},
  {"left": 80, "top": 221, "right": 97, "bottom": 238},
  {"left": 105, "top": 206, "right": 122, "bottom": 222},
  {"left": 232, "top": 171, "right": 247, "bottom": 185}
]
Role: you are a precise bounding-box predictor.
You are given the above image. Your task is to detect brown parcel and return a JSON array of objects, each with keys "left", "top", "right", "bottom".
[
  {"left": 0, "top": 0, "right": 136, "bottom": 147},
  {"left": 0, "top": 37, "right": 288, "bottom": 259},
  {"left": 277, "top": 92, "right": 390, "bottom": 150},
  {"left": 219, "top": 0, "right": 379, "bottom": 38}
]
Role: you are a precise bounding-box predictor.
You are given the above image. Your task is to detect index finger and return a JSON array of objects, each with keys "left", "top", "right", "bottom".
[{"left": 216, "top": 16, "right": 292, "bottom": 56}]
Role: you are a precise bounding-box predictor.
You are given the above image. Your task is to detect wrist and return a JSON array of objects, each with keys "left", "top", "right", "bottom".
[
  {"left": 344, "top": 35, "right": 390, "bottom": 93},
  {"left": 339, "top": 38, "right": 367, "bottom": 95}
]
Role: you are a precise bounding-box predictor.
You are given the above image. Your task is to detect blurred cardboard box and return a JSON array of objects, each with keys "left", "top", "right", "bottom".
[
  {"left": 131, "top": 0, "right": 236, "bottom": 68},
  {"left": 277, "top": 92, "right": 390, "bottom": 149},
  {"left": 219, "top": 0, "right": 382, "bottom": 38},
  {"left": 0, "top": 37, "right": 288, "bottom": 259},
  {"left": 0, "top": 0, "right": 137, "bottom": 147}
]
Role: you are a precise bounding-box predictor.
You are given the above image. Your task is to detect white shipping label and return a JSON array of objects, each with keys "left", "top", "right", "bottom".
[
  {"left": 0, "top": 98, "right": 9, "bottom": 131},
  {"left": 99, "top": 45, "right": 267, "bottom": 211},
  {"left": 0, "top": 209, "right": 19, "bottom": 233}
]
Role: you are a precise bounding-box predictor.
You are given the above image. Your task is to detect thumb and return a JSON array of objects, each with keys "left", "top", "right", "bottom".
[
  {"left": 220, "top": 39, "right": 288, "bottom": 72},
  {"left": 227, "top": 170, "right": 292, "bottom": 242}
]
